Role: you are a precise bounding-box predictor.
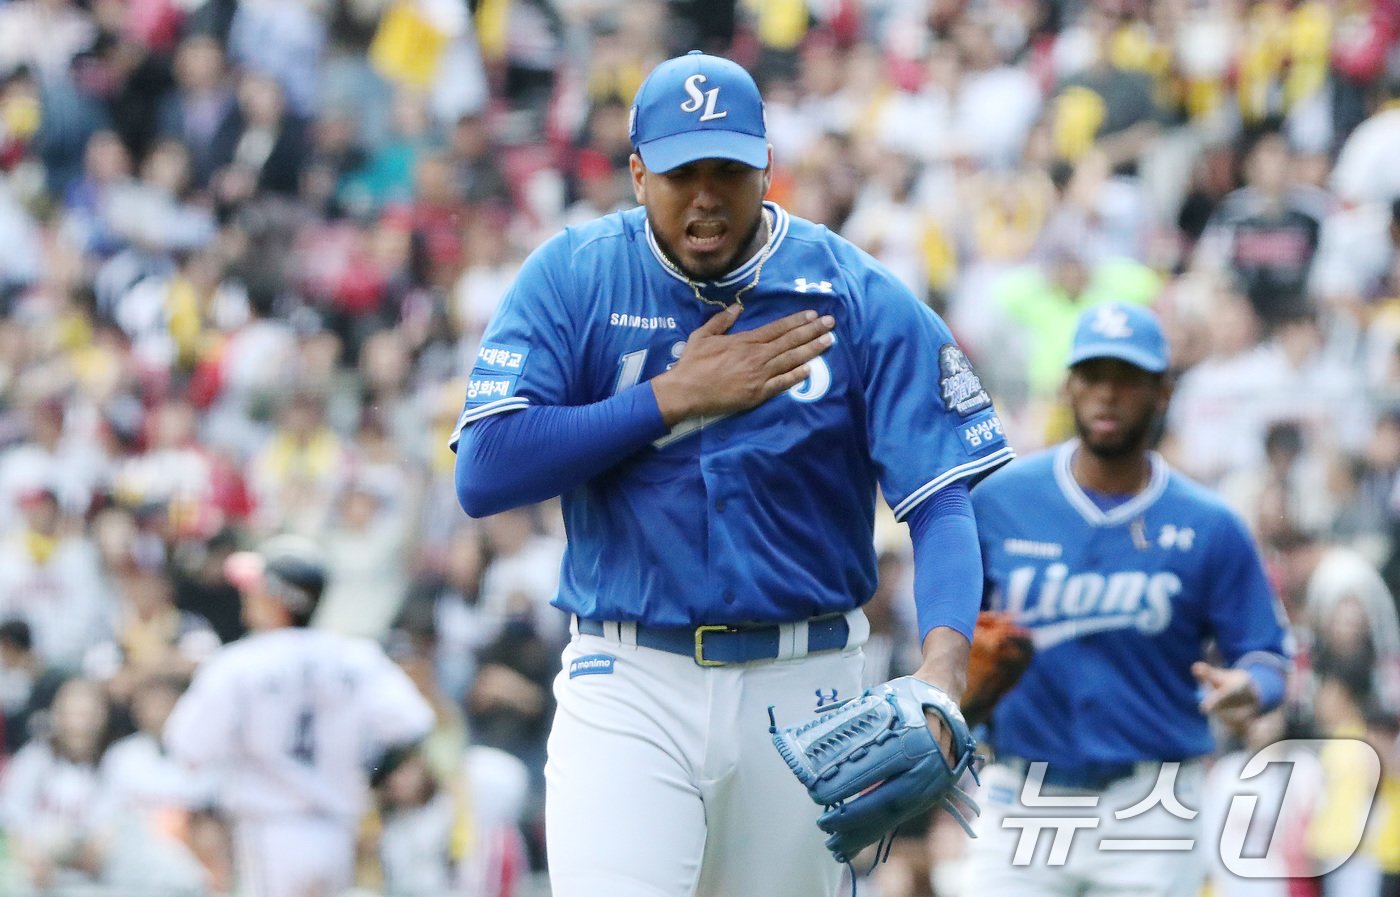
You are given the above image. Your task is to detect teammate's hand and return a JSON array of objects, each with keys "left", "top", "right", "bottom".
[
  {"left": 651, "top": 306, "right": 836, "bottom": 425},
  {"left": 1192, "top": 662, "right": 1260, "bottom": 729}
]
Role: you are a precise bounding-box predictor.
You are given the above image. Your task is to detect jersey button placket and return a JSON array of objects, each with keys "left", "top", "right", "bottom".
[{"left": 701, "top": 451, "right": 732, "bottom": 616}]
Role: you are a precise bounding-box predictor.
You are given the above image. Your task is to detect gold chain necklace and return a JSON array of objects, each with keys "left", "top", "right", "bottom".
[{"left": 658, "top": 209, "right": 773, "bottom": 310}]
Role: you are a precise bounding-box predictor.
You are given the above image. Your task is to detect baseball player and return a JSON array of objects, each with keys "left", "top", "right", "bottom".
[
  {"left": 451, "top": 51, "right": 1013, "bottom": 897},
  {"left": 163, "top": 534, "right": 435, "bottom": 897},
  {"left": 966, "top": 302, "right": 1292, "bottom": 896}
]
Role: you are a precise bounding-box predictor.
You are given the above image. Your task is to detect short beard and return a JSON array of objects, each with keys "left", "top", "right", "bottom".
[
  {"left": 1073, "top": 413, "right": 1156, "bottom": 460},
  {"left": 646, "top": 206, "right": 765, "bottom": 282}
]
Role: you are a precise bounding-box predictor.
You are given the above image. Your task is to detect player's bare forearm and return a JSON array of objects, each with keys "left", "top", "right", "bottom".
[
  {"left": 914, "top": 626, "right": 970, "bottom": 704},
  {"left": 651, "top": 306, "right": 836, "bottom": 425},
  {"left": 915, "top": 627, "right": 972, "bottom": 761}
]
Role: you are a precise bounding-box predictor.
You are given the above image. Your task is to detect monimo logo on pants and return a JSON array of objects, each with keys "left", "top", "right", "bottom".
[{"left": 569, "top": 654, "right": 616, "bottom": 678}]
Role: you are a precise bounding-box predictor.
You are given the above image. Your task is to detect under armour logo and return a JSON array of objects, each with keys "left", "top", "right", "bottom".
[
  {"left": 1089, "top": 306, "right": 1132, "bottom": 339},
  {"left": 795, "top": 278, "right": 833, "bottom": 294},
  {"left": 815, "top": 688, "right": 839, "bottom": 707},
  {"left": 1158, "top": 524, "right": 1195, "bottom": 551}
]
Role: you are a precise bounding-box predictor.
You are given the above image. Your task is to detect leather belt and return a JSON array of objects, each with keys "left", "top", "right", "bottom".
[{"left": 575, "top": 614, "right": 853, "bottom": 667}]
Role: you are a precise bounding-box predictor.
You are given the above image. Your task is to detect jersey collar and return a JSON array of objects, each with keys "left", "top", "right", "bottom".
[
  {"left": 644, "top": 201, "right": 789, "bottom": 289},
  {"left": 1053, "top": 439, "right": 1168, "bottom": 527}
]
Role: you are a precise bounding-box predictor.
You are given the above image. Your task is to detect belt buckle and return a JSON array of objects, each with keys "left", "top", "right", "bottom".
[{"left": 694, "top": 624, "right": 733, "bottom": 667}]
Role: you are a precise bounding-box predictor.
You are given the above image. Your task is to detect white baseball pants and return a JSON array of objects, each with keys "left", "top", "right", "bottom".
[
  {"left": 545, "top": 620, "right": 867, "bottom": 897},
  {"left": 233, "top": 816, "right": 355, "bottom": 897},
  {"left": 961, "top": 759, "right": 1207, "bottom": 897}
]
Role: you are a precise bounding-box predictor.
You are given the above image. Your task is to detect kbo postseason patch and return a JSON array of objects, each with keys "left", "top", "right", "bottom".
[{"left": 937, "top": 344, "right": 992, "bottom": 417}]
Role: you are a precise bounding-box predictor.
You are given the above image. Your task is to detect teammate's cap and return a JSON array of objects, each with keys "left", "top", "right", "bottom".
[
  {"left": 630, "top": 50, "right": 767, "bottom": 174},
  {"left": 224, "top": 534, "right": 326, "bottom": 617},
  {"left": 1068, "top": 303, "right": 1170, "bottom": 373}
]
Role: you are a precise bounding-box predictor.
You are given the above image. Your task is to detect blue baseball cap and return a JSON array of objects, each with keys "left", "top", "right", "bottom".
[
  {"left": 630, "top": 51, "right": 768, "bottom": 174},
  {"left": 1068, "top": 303, "right": 1170, "bottom": 373}
]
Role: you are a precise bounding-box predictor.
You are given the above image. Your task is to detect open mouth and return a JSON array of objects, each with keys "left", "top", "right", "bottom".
[{"left": 685, "top": 220, "right": 727, "bottom": 252}]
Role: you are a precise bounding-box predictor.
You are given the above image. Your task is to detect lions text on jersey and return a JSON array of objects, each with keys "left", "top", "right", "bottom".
[{"left": 973, "top": 441, "right": 1291, "bottom": 765}]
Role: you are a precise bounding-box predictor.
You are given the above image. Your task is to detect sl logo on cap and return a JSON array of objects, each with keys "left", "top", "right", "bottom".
[
  {"left": 1090, "top": 305, "right": 1133, "bottom": 339},
  {"left": 680, "top": 74, "right": 728, "bottom": 121}
]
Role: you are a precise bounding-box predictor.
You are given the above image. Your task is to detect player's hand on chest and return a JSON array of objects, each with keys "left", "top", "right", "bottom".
[
  {"left": 649, "top": 304, "right": 838, "bottom": 423},
  {"left": 602, "top": 293, "right": 843, "bottom": 421}
]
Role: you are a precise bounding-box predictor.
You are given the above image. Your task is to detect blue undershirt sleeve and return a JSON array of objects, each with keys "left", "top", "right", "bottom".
[
  {"left": 454, "top": 384, "right": 669, "bottom": 518},
  {"left": 905, "top": 481, "right": 981, "bottom": 643},
  {"left": 1240, "top": 661, "right": 1287, "bottom": 714}
]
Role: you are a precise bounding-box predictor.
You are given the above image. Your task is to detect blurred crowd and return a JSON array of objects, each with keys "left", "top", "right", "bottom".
[{"left": 0, "top": 0, "right": 1398, "bottom": 894}]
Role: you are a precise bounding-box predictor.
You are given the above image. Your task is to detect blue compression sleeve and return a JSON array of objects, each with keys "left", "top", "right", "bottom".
[
  {"left": 906, "top": 481, "right": 981, "bottom": 643},
  {"left": 1240, "top": 661, "right": 1287, "bottom": 713},
  {"left": 454, "top": 385, "right": 669, "bottom": 518}
]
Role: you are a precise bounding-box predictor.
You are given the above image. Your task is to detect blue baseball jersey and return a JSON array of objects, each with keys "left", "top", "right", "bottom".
[
  {"left": 972, "top": 441, "right": 1291, "bottom": 764},
  {"left": 454, "top": 202, "right": 1013, "bottom": 626}
]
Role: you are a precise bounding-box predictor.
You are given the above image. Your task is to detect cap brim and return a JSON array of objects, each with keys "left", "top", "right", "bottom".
[
  {"left": 637, "top": 131, "right": 768, "bottom": 173},
  {"left": 1068, "top": 343, "right": 1167, "bottom": 373}
]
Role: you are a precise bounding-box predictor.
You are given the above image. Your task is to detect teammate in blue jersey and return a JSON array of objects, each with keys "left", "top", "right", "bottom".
[
  {"left": 966, "top": 302, "right": 1291, "bottom": 897},
  {"left": 450, "top": 51, "right": 1013, "bottom": 897}
]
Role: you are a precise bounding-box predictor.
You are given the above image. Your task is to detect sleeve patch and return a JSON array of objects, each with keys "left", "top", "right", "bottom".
[
  {"left": 938, "top": 344, "right": 992, "bottom": 417},
  {"left": 465, "top": 373, "right": 519, "bottom": 405},
  {"left": 474, "top": 342, "right": 530, "bottom": 374},
  {"left": 956, "top": 411, "right": 1006, "bottom": 454}
]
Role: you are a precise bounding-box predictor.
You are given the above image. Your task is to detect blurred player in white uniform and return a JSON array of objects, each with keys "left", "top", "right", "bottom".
[{"left": 164, "top": 535, "right": 435, "bottom": 897}]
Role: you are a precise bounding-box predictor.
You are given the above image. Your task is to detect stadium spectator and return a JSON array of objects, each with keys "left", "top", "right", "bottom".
[
  {"left": 0, "top": 678, "right": 113, "bottom": 893},
  {"left": 1219, "top": 420, "right": 1340, "bottom": 544},
  {"left": 449, "top": 112, "right": 513, "bottom": 210},
  {"left": 245, "top": 388, "right": 351, "bottom": 538},
  {"left": 1331, "top": 75, "right": 1400, "bottom": 208},
  {"left": 1273, "top": 526, "right": 1400, "bottom": 715},
  {"left": 81, "top": 550, "right": 218, "bottom": 704},
  {"left": 158, "top": 35, "right": 239, "bottom": 191},
  {"left": 208, "top": 73, "right": 309, "bottom": 206},
  {"left": 1192, "top": 128, "right": 1331, "bottom": 329},
  {"left": 98, "top": 672, "right": 215, "bottom": 894},
  {"left": 1050, "top": 4, "right": 1163, "bottom": 173},
  {"left": 0, "top": 620, "right": 66, "bottom": 759},
  {"left": 1309, "top": 673, "right": 1389, "bottom": 897},
  {"left": 315, "top": 475, "right": 412, "bottom": 641},
  {"left": 1164, "top": 284, "right": 1273, "bottom": 483},
  {"left": 0, "top": 486, "right": 111, "bottom": 672},
  {"left": 992, "top": 221, "right": 1161, "bottom": 403}
]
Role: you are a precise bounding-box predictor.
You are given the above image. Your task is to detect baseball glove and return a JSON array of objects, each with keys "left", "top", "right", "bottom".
[
  {"left": 770, "top": 676, "right": 980, "bottom": 865},
  {"left": 962, "top": 610, "right": 1035, "bottom": 728}
]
